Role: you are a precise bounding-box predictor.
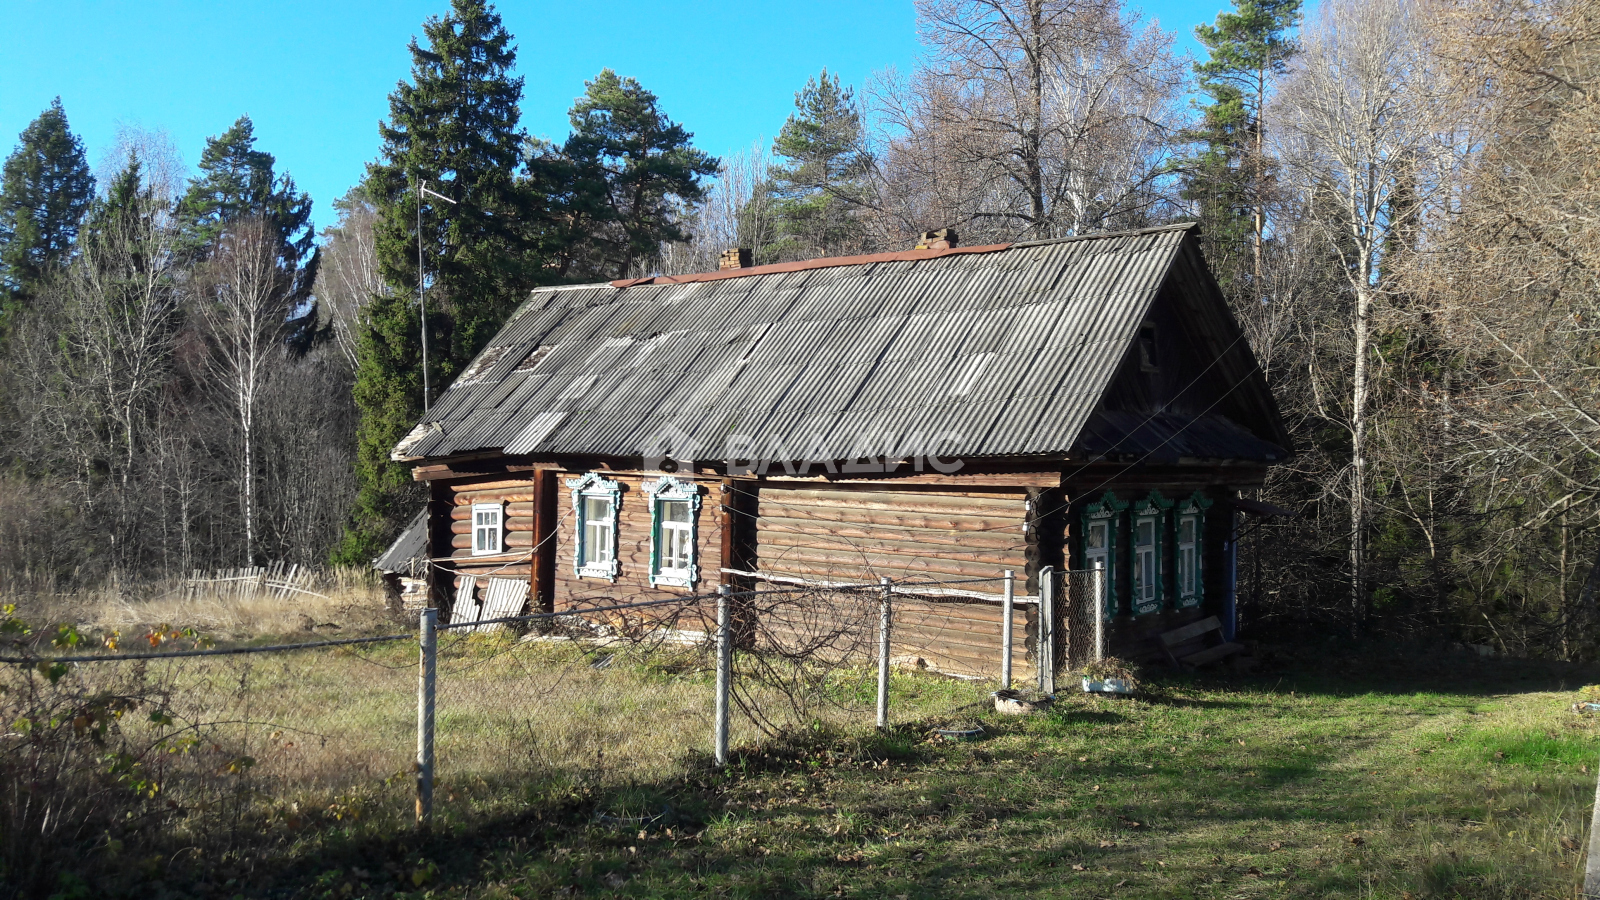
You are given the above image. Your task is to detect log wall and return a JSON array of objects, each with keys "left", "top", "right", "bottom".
[{"left": 750, "top": 484, "right": 1030, "bottom": 678}]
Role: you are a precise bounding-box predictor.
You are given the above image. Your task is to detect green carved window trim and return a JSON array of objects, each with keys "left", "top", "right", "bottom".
[
  {"left": 644, "top": 476, "right": 702, "bottom": 588},
  {"left": 1130, "top": 491, "right": 1173, "bottom": 615},
  {"left": 1081, "top": 492, "right": 1126, "bottom": 619},
  {"left": 566, "top": 472, "right": 621, "bottom": 581},
  {"left": 1175, "top": 492, "right": 1212, "bottom": 609}
]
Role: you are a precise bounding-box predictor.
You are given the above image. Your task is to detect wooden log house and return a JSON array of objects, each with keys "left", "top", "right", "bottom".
[{"left": 388, "top": 224, "right": 1291, "bottom": 676}]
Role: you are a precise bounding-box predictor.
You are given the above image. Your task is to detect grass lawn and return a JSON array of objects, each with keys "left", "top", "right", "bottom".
[{"left": 207, "top": 645, "right": 1599, "bottom": 900}]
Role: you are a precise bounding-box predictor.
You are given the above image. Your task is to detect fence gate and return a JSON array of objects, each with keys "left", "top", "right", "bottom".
[{"left": 1062, "top": 568, "right": 1106, "bottom": 673}]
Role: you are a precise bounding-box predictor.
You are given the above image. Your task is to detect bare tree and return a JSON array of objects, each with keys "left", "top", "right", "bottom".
[
  {"left": 10, "top": 161, "right": 183, "bottom": 575},
  {"left": 1392, "top": 0, "right": 1600, "bottom": 654},
  {"left": 314, "top": 185, "right": 386, "bottom": 369},
  {"left": 1274, "top": 0, "right": 1465, "bottom": 631},
  {"left": 193, "top": 217, "right": 291, "bottom": 566},
  {"left": 873, "top": 0, "right": 1189, "bottom": 241},
  {"left": 655, "top": 141, "right": 776, "bottom": 275}
]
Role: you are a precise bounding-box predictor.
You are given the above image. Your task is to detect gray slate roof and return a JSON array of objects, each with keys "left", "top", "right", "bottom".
[
  {"left": 393, "top": 224, "right": 1279, "bottom": 465},
  {"left": 373, "top": 510, "right": 428, "bottom": 575}
]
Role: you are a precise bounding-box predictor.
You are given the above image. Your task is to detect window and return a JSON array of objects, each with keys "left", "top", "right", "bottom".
[
  {"left": 1138, "top": 324, "right": 1159, "bottom": 372},
  {"left": 567, "top": 473, "right": 621, "bottom": 580},
  {"left": 1081, "top": 492, "right": 1125, "bottom": 618},
  {"left": 1133, "top": 517, "right": 1158, "bottom": 610},
  {"left": 644, "top": 476, "right": 701, "bottom": 587},
  {"left": 471, "top": 503, "right": 503, "bottom": 556},
  {"left": 1175, "top": 493, "right": 1210, "bottom": 608},
  {"left": 1130, "top": 492, "right": 1172, "bottom": 614}
]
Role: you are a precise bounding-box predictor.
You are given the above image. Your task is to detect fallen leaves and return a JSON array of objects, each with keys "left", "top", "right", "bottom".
[{"left": 1561, "top": 836, "right": 1583, "bottom": 852}]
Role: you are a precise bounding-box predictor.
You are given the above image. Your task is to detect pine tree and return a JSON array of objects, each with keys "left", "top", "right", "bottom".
[
  {"left": 176, "top": 115, "right": 318, "bottom": 344},
  {"left": 1186, "top": 0, "right": 1301, "bottom": 296},
  {"left": 0, "top": 98, "right": 95, "bottom": 328},
  {"left": 339, "top": 0, "right": 542, "bottom": 564},
  {"left": 551, "top": 69, "right": 719, "bottom": 279},
  {"left": 762, "top": 69, "right": 872, "bottom": 262}
]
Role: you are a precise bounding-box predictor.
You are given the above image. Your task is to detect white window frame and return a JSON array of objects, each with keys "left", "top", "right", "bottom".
[
  {"left": 1081, "top": 492, "right": 1126, "bottom": 620},
  {"left": 566, "top": 472, "right": 621, "bottom": 580},
  {"left": 1175, "top": 492, "right": 1210, "bottom": 608},
  {"left": 1177, "top": 513, "right": 1198, "bottom": 604},
  {"left": 1130, "top": 491, "right": 1171, "bottom": 615},
  {"left": 1132, "top": 514, "right": 1159, "bottom": 612},
  {"left": 470, "top": 502, "right": 504, "bottom": 556},
  {"left": 644, "top": 476, "right": 701, "bottom": 588}
]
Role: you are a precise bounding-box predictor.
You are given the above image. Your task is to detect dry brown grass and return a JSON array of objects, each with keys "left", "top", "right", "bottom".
[{"left": 2, "top": 567, "right": 392, "bottom": 641}]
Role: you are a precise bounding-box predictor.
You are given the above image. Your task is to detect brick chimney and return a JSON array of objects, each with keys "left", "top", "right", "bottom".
[
  {"left": 719, "top": 248, "right": 753, "bottom": 270},
  {"left": 914, "top": 228, "right": 958, "bottom": 251}
]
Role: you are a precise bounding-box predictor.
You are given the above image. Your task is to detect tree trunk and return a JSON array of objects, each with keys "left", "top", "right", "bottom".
[
  {"left": 1350, "top": 281, "right": 1371, "bottom": 636},
  {"left": 1026, "top": 0, "right": 1046, "bottom": 236}
]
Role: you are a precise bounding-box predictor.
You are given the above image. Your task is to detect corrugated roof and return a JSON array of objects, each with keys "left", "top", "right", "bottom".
[
  {"left": 393, "top": 224, "right": 1279, "bottom": 465},
  {"left": 373, "top": 510, "right": 428, "bottom": 575}
]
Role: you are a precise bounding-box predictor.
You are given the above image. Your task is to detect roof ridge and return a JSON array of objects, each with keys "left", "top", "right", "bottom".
[
  {"left": 1007, "top": 221, "right": 1197, "bottom": 249},
  {"left": 528, "top": 223, "right": 1198, "bottom": 295}
]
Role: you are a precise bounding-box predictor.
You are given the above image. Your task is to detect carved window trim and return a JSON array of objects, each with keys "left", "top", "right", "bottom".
[
  {"left": 1081, "top": 492, "right": 1127, "bottom": 619},
  {"left": 567, "top": 472, "right": 621, "bottom": 581},
  {"left": 1175, "top": 492, "right": 1212, "bottom": 608},
  {"left": 1130, "top": 491, "right": 1173, "bottom": 615},
  {"left": 644, "top": 476, "right": 702, "bottom": 588}
]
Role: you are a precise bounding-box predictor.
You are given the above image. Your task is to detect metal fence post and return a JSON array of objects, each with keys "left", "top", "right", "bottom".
[
  {"left": 877, "top": 576, "right": 892, "bottom": 729},
  {"left": 1000, "top": 569, "right": 1015, "bottom": 689},
  {"left": 416, "top": 607, "right": 436, "bottom": 828},
  {"left": 1093, "top": 568, "right": 1106, "bottom": 663},
  {"left": 715, "top": 585, "right": 731, "bottom": 767},
  {"left": 1038, "top": 566, "right": 1055, "bottom": 695}
]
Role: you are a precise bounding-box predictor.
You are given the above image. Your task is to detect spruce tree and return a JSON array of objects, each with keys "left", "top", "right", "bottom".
[
  {"left": 551, "top": 69, "right": 719, "bottom": 279},
  {"left": 177, "top": 115, "right": 318, "bottom": 343},
  {"left": 0, "top": 98, "right": 95, "bottom": 328},
  {"left": 1186, "top": 0, "right": 1301, "bottom": 297},
  {"left": 339, "top": 0, "right": 542, "bottom": 563},
  {"left": 762, "top": 69, "right": 872, "bottom": 262}
]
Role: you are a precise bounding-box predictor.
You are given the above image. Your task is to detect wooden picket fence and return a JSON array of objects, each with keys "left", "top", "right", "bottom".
[{"left": 184, "top": 561, "right": 329, "bottom": 602}]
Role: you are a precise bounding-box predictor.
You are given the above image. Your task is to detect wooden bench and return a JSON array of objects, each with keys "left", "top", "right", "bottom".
[{"left": 1156, "top": 616, "right": 1245, "bottom": 670}]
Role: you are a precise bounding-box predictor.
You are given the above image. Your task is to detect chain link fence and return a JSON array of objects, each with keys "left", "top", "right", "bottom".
[{"left": 0, "top": 568, "right": 1101, "bottom": 894}]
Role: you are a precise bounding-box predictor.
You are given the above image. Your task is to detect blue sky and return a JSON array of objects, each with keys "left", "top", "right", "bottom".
[{"left": 2, "top": 1, "right": 1235, "bottom": 227}]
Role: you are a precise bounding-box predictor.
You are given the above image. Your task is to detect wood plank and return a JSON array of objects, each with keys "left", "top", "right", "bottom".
[
  {"left": 1159, "top": 615, "right": 1222, "bottom": 647},
  {"left": 760, "top": 489, "right": 1026, "bottom": 516},
  {"left": 753, "top": 471, "right": 1061, "bottom": 488},
  {"left": 1180, "top": 641, "right": 1244, "bottom": 667},
  {"left": 758, "top": 517, "right": 1025, "bottom": 551}
]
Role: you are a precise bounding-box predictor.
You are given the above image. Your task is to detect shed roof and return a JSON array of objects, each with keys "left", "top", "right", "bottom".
[
  {"left": 393, "top": 223, "right": 1286, "bottom": 466},
  {"left": 373, "top": 510, "right": 428, "bottom": 575}
]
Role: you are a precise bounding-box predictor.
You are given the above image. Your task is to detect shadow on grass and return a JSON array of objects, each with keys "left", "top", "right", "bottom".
[
  {"left": 1236, "top": 642, "right": 1600, "bottom": 698},
  {"left": 101, "top": 644, "right": 1595, "bottom": 899}
]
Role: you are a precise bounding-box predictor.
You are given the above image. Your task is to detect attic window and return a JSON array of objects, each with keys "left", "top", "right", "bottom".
[{"left": 1138, "top": 326, "right": 1159, "bottom": 373}]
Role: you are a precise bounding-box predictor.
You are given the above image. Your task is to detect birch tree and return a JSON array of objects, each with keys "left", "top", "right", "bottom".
[
  {"left": 194, "top": 217, "right": 290, "bottom": 566},
  {"left": 1275, "top": 0, "right": 1460, "bottom": 631},
  {"left": 875, "top": 0, "right": 1188, "bottom": 241}
]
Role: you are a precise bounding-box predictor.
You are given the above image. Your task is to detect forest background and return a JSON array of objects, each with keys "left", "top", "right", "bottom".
[{"left": 0, "top": 0, "right": 1595, "bottom": 659}]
